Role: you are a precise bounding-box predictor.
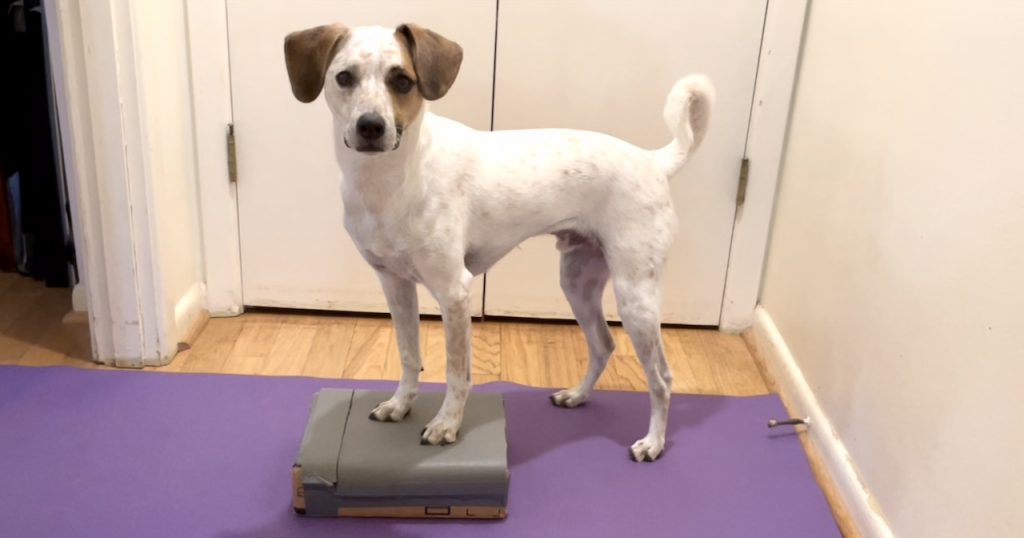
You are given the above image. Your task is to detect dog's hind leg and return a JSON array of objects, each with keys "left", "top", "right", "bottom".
[
  {"left": 369, "top": 270, "right": 421, "bottom": 422},
  {"left": 606, "top": 239, "right": 674, "bottom": 462},
  {"left": 550, "top": 233, "right": 615, "bottom": 408}
]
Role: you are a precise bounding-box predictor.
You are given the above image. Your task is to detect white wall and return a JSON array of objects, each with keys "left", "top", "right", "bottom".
[
  {"left": 761, "top": 2, "right": 1024, "bottom": 537},
  {"left": 132, "top": 0, "right": 206, "bottom": 347}
]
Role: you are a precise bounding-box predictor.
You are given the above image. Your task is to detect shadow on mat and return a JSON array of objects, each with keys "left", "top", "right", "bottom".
[
  {"left": 215, "top": 508, "right": 505, "bottom": 538},
  {"left": 501, "top": 388, "right": 726, "bottom": 466},
  {"left": 213, "top": 388, "right": 728, "bottom": 538}
]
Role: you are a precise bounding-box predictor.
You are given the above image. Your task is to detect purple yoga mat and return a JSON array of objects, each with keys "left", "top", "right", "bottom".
[{"left": 0, "top": 366, "right": 838, "bottom": 537}]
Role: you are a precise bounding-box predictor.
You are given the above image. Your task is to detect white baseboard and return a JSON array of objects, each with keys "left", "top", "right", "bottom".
[
  {"left": 751, "top": 306, "right": 893, "bottom": 538},
  {"left": 173, "top": 282, "right": 209, "bottom": 346},
  {"left": 71, "top": 282, "right": 88, "bottom": 312}
]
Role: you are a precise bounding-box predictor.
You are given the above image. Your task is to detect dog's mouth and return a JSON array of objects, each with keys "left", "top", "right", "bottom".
[
  {"left": 344, "top": 125, "right": 404, "bottom": 154},
  {"left": 354, "top": 143, "right": 384, "bottom": 153}
]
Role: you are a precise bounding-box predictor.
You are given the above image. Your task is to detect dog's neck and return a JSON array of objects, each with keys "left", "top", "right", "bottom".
[{"left": 335, "top": 112, "right": 428, "bottom": 214}]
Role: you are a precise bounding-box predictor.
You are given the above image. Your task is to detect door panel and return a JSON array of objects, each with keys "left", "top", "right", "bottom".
[
  {"left": 227, "top": 1, "right": 496, "bottom": 314},
  {"left": 484, "top": 0, "right": 766, "bottom": 324}
]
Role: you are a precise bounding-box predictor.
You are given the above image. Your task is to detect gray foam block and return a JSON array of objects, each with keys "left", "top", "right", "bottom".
[{"left": 294, "top": 389, "right": 509, "bottom": 518}]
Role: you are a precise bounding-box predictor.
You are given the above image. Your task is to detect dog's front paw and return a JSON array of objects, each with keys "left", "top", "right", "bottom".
[
  {"left": 629, "top": 435, "right": 665, "bottom": 462},
  {"left": 550, "top": 388, "right": 589, "bottom": 408},
  {"left": 419, "top": 415, "right": 460, "bottom": 446},
  {"left": 368, "top": 398, "right": 412, "bottom": 422}
]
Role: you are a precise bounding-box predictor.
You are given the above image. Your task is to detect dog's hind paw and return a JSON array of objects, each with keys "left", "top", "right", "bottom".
[
  {"left": 550, "top": 388, "right": 589, "bottom": 408},
  {"left": 629, "top": 436, "right": 665, "bottom": 462},
  {"left": 369, "top": 398, "right": 412, "bottom": 422}
]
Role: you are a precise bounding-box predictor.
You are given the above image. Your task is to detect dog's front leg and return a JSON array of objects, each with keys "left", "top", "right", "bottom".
[
  {"left": 369, "top": 269, "right": 421, "bottom": 422},
  {"left": 420, "top": 270, "right": 473, "bottom": 445}
]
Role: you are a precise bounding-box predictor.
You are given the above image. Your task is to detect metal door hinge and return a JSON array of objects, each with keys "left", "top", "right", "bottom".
[
  {"left": 227, "top": 123, "right": 238, "bottom": 183},
  {"left": 736, "top": 157, "right": 750, "bottom": 207}
]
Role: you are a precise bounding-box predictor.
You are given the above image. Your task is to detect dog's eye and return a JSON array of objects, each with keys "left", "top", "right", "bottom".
[
  {"left": 335, "top": 70, "right": 355, "bottom": 88},
  {"left": 390, "top": 75, "right": 414, "bottom": 94}
]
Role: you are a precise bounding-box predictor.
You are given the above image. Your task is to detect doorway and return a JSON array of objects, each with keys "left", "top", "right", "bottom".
[{"left": 0, "top": 0, "right": 89, "bottom": 365}]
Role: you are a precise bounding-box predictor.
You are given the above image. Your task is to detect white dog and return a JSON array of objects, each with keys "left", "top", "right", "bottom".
[{"left": 285, "top": 23, "right": 713, "bottom": 462}]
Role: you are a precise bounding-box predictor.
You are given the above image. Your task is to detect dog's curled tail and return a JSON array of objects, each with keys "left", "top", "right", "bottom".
[{"left": 655, "top": 74, "right": 715, "bottom": 177}]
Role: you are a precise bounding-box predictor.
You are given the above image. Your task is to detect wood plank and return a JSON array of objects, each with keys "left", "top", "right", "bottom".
[
  {"left": 419, "top": 320, "right": 447, "bottom": 384},
  {"left": 499, "top": 322, "right": 542, "bottom": 387},
  {"left": 550, "top": 324, "right": 588, "bottom": 389},
  {"left": 0, "top": 274, "right": 92, "bottom": 368},
  {"left": 0, "top": 271, "right": 24, "bottom": 295},
  {"left": 6, "top": 279, "right": 768, "bottom": 399},
  {"left": 595, "top": 327, "right": 647, "bottom": 392},
  {"left": 220, "top": 314, "right": 283, "bottom": 375},
  {"left": 55, "top": 314, "right": 94, "bottom": 367},
  {"left": 342, "top": 318, "right": 392, "bottom": 380},
  {"left": 698, "top": 330, "right": 769, "bottom": 395},
  {"left": 415, "top": 320, "right": 503, "bottom": 385},
  {"left": 8, "top": 290, "right": 69, "bottom": 363},
  {"left": 0, "top": 284, "right": 47, "bottom": 339},
  {"left": 262, "top": 317, "right": 319, "bottom": 377},
  {"left": 171, "top": 317, "right": 244, "bottom": 374},
  {"left": 500, "top": 322, "right": 587, "bottom": 389},
  {"left": 302, "top": 318, "right": 356, "bottom": 379},
  {"left": 663, "top": 328, "right": 723, "bottom": 395},
  {"left": 381, "top": 318, "right": 404, "bottom": 381},
  {"left": 471, "top": 321, "right": 501, "bottom": 384}
]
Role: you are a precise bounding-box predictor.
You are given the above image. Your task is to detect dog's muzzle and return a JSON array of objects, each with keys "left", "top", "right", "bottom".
[{"left": 345, "top": 113, "right": 403, "bottom": 153}]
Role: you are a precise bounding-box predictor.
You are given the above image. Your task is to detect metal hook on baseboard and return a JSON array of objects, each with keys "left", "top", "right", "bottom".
[{"left": 767, "top": 417, "right": 810, "bottom": 428}]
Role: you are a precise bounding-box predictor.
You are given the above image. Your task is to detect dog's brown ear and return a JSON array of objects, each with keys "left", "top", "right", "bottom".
[
  {"left": 396, "top": 24, "right": 463, "bottom": 100},
  {"left": 284, "top": 23, "right": 349, "bottom": 103}
]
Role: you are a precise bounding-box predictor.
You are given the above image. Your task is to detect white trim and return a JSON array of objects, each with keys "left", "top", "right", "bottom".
[
  {"left": 70, "top": 283, "right": 87, "bottom": 312},
  {"left": 720, "top": 0, "right": 808, "bottom": 332},
  {"left": 750, "top": 306, "right": 893, "bottom": 538},
  {"left": 46, "top": 0, "right": 175, "bottom": 366},
  {"left": 173, "top": 282, "right": 208, "bottom": 344},
  {"left": 184, "top": 0, "right": 244, "bottom": 317},
  {"left": 119, "top": 0, "right": 170, "bottom": 362},
  {"left": 44, "top": 0, "right": 104, "bottom": 353},
  {"left": 47, "top": 0, "right": 141, "bottom": 365}
]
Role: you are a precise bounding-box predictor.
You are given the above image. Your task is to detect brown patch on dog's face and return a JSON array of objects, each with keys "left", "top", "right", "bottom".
[{"left": 389, "top": 35, "right": 424, "bottom": 131}]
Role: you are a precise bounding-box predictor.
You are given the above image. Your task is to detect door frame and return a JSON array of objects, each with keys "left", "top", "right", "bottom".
[
  {"left": 44, "top": 0, "right": 169, "bottom": 365},
  {"left": 46, "top": 0, "right": 222, "bottom": 365},
  {"left": 719, "top": 0, "right": 808, "bottom": 331},
  {"left": 183, "top": 0, "right": 243, "bottom": 317},
  {"left": 190, "top": 0, "right": 807, "bottom": 331}
]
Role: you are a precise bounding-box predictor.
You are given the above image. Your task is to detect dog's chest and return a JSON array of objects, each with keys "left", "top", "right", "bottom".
[{"left": 343, "top": 206, "right": 424, "bottom": 281}]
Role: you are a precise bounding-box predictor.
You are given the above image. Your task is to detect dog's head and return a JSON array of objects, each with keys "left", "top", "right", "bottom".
[{"left": 284, "top": 24, "right": 463, "bottom": 154}]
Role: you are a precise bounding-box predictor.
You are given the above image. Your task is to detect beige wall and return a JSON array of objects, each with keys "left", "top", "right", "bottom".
[
  {"left": 761, "top": 2, "right": 1024, "bottom": 537},
  {"left": 133, "top": 0, "right": 205, "bottom": 345}
]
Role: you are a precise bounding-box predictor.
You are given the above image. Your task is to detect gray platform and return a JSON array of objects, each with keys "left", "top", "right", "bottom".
[{"left": 293, "top": 389, "right": 509, "bottom": 519}]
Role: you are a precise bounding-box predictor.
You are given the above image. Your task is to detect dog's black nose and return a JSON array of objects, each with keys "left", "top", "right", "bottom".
[{"left": 356, "top": 112, "right": 386, "bottom": 141}]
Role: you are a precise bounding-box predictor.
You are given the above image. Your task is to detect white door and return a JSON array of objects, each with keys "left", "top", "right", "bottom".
[
  {"left": 484, "top": 0, "right": 766, "bottom": 325},
  {"left": 227, "top": 1, "right": 764, "bottom": 325},
  {"left": 226, "top": 0, "right": 496, "bottom": 315}
]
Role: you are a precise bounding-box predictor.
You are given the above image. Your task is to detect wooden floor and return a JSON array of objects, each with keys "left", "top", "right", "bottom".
[
  {"left": 0, "top": 272, "right": 92, "bottom": 366},
  {"left": 0, "top": 272, "right": 768, "bottom": 396}
]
